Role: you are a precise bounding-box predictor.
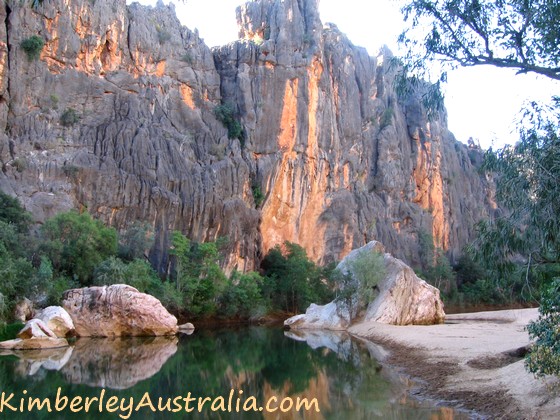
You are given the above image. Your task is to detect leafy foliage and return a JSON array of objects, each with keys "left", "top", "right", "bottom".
[
  {"left": 400, "top": 0, "right": 560, "bottom": 80},
  {"left": 260, "top": 242, "right": 333, "bottom": 314},
  {"left": 40, "top": 211, "right": 118, "bottom": 286},
  {"left": 251, "top": 182, "right": 265, "bottom": 207},
  {"left": 333, "top": 249, "right": 385, "bottom": 320},
  {"left": 469, "top": 100, "right": 560, "bottom": 299},
  {"left": 21, "top": 36, "right": 44, "bottom": 61},
  {"left": 0, "top": 191, "right": 31, "bottom": 233},
  {"left": 526, "top": 279, "right": 560, "bottom": 376},
  {"left": 60, "top": 108, "right": 80, "bottom": 127},
  {"left": 170, "top": 231, "right": 227, "bottom": 316},
  {"left": 214, "top": 103, "right": 244, "bottom": 141},
  {"left": 118, "top": 222, "right": 154, "bottom": 262},
  {"left": 219, "top": 271, "right": 267, "bottom": 318}
]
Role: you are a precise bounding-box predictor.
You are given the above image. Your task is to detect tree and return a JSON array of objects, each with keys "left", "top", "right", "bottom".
[
  {"left": 400, "top": 0, "right": 560, "bottom": 375},
  {"left": 400, "top": 0, "right": 560, "bottom": 80},
  {"left": 40, "top": 211, "right": 118, "bottom": 285},
  {"left": 169, "top": 232, "right": 227, "bottom": 316},
  {"left": 0, "top": 191, "right": 31, "bottom": 233},
  {"left": 260, "top": 242, "right": 332, "bottom": 313}
]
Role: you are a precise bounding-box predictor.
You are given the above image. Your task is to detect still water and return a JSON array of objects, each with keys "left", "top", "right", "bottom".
[{"left": 0, "top": 327, "right": 468, "bottom": 419}]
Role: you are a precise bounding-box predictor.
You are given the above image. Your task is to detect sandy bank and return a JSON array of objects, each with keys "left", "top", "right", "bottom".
[{"left": 349, "top": 308, "right": 560, "bottom": 419}]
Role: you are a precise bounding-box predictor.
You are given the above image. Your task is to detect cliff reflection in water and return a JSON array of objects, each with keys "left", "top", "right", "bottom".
[{"left": 0, "top": 328, "right": 464, "bottom": 419}]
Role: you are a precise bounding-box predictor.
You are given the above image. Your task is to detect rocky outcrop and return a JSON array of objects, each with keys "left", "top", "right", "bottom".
[
  {"left": 35, "top": 306, "right": 75, "bottom": 338},
  {"left": 285, "top": 241, "right": 445, "bottom": 329},
  {"left": 0, "top": 0, "right": 492, "bottom": 272},
  {"left": 13, "top": 298, "right": 34, "bottom": 322},
  {"left": 364, "top": 250, "right": 445, "bottom": 325},
  {"left": 62, "top": 284, "right": 178, "bottom": 337}
]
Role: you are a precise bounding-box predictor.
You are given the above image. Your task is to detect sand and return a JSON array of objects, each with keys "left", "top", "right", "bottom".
[{"left": 349, "top": 308, "right": 560, "bottom": 419}]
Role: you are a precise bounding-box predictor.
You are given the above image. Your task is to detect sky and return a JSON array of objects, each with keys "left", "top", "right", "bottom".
[{"left": 129, "top": 0, "right": 557, "bottom": 149}]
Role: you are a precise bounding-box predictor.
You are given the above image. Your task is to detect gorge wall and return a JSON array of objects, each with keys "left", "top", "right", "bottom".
[{"left": 0, "top": 0, "right": 493, "bottom": 273}]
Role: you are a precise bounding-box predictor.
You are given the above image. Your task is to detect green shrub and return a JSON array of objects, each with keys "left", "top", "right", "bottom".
[
  {"left": 12, "top": 158, "right": 27, "bottom": 173},
  {"left": 380, "top": 107, "right": 394, "bottom": 128},
  {"left": 260, "top": 242, "right": 333, "bottom": 313},
  {"left": 526, "top": 279, "right": 560, "bottom": 377},
  {"left": 219, "top": 271, "right": 267, "bottom": 318},
  {"left": 118, "top": 222, "right": 154, "bottom": 262},
  {"left": 334, "top": 249, "right": 385, "bottom": 319},
  {"left": 214, "top": 103, "right": 244, "bottom": 141},
  {"left": 40, "top": 210, "right": 118, "bottom": 285},
  {"left": 0, "top": 191, "right": 31, "bottom": 233},
  {"left": 21, "top": 35, "right": 44, "bottom": 60},
  {"left": 252, "top": 182, "right": 265, "bottom": 207},
  {"left": 0, "top": 323, "right": 25, "bottom": 341},
  {"left": 62, "top": 164, "right": 80, "bottom": 178},
  {"left": 60, "top": 108, "right": 80, "bottom": 127},
  {"left": 170, "top": 231, "right": 227, "bottom": 316}
]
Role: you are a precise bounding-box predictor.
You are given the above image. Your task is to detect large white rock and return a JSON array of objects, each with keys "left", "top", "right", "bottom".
[
  {"left": 284, "top": 241, "right": 445, "bottom": 330},
  {"left": 364, "top": 253, "right": 445, "bottom": 325},
  {"left": 62, "top": 284, "right": 178, "bottom": 337},
  {"left": 36, "top": 306, "right": 75, "bottom": 338}
]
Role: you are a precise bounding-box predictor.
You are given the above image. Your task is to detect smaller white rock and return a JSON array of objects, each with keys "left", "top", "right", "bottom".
[
  {"left": 36, "top": 306, "right": 75, "bottom": 338},
  {"left": 17, "top": 319, "right": 57, "bottom": 339}
]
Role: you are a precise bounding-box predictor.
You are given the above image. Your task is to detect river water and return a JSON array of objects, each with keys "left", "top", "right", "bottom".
[{"left": 0, "top": 327, "right": 469, "bottom": 419}]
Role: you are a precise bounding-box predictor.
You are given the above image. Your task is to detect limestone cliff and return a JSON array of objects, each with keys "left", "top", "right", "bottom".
[{"left": 0, "top": 0, "right": 492, "bottom": 272}]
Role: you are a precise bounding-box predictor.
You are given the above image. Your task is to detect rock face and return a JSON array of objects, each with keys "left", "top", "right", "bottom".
[
  {"left": 285, "top": 241, "right": 445, "bottom": 329},
  {"left": 62, "top": 285, "right": 178, "bottom": 337},
  {"left": 36, "top": 306, "right": 75, "bottom": 338},
  {"left": 0, "top": 0, "right": 492, "bottom": 272}
]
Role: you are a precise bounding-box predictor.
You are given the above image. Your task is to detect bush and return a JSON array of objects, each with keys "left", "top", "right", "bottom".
[
  {"left": 214, "top": 103, "right": 244, "bottom": 141},
  {"left": 60, "top": 108, "right": 80, "bottom": 127},
  {"left": 0, "top": 323, "right": 25, "bottom": 341},
  {"left": 40, "top": 210, "right": 118, "bottom": 285},
  {"left": 252, "top": 182, "right": 265, "bottom": 207},
  {"left": 526, "top": 279, "right": 560, "bottom": 377},
  {"left": 62, "top": 164, "right": 80, "bottom": 178},
  {"left": 21, "top": 35, "right": 44, "bottom": 61},
  {"left": 118, "top": 222, "right": 154, "bottom": 262},
  {"left": 219, "top": 271, "right": 267, "bottom": 318},
  {"left": 0, "top": 191, "right": 31, "bottom": 233},
  {"left": 260, "top": 242, "right": 333, "bottom": 313},
  {"left": 170, "top": 232, "right": 227, "bottom": 316}
]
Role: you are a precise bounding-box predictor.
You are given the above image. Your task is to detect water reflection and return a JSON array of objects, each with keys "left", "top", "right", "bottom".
[{"left": 0, "top": 327, "right": 468, "bottom": 419}]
